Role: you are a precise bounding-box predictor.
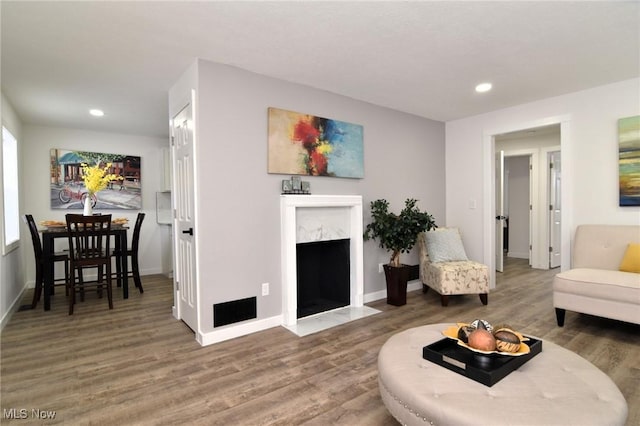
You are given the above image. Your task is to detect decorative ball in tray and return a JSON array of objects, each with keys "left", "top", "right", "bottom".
[{"left": 442, "top": 319, "right": 531, "bottom": 356}]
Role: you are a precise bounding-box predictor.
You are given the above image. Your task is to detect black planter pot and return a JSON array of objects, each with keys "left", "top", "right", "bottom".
[{"left": 383, "top": 264, "right": 411, "bottom": 306}]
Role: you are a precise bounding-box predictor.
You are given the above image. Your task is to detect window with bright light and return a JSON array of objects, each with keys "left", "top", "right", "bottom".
[{"left": 2, "top": 126, "right": 19, "bottom": 254}]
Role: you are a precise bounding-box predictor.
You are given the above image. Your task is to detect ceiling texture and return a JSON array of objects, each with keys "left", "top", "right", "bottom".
[{"left": 2, "top": 1, "right": 639, "bottom": 139}]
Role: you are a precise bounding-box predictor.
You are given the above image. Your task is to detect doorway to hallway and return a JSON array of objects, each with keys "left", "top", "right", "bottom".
[{"left": 492, "top": 123, "right": 562, "bottom": 274}]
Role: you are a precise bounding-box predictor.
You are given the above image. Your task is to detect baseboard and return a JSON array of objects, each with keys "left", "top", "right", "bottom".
[
  {"left": 507, "top": 252, "right": 529, "bottom": 259},
  {"left": 0, "top": 285, "right": 29, "bottom": 331},
  {"left": 193, "top": 277, "right": 423, "bottom": 346},
  {"left": 197, "top": 314, "right": 283, "bottom": 346},
  {"left": 406, "top": 279, "right": 423, "bottom": 293},
  {"left": 363, "top": 279, "right": 422, "bottom": 304},
  {"left": 138, "top": 267, "right": 162, "bottom": 276}
]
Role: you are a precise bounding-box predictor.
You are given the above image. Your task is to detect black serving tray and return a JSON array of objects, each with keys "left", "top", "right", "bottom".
[{"left": 422, "top": 336, "right": 542, "bottom": 387}]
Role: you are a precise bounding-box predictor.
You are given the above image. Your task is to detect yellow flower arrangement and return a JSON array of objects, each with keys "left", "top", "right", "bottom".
[{"left": 81, "top": 162, "right": 123, "bottom": 194}]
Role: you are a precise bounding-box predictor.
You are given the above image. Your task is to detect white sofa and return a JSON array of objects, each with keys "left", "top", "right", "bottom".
[{"left": 553, "top": 224, "right": 640, "bottom": 326}]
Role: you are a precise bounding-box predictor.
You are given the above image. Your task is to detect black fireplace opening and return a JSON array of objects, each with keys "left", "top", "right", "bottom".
[{"left": 296, "top": 238, "right": 350, "bottom": 319}]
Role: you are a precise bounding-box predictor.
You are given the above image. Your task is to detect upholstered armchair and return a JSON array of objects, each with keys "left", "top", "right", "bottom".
[{"left": 417, "top": 228, "right": 489, "bottom": 306}]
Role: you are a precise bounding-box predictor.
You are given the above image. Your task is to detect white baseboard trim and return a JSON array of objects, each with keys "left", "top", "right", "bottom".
[
  {"left": 507, "top": 252, "right": 529, "bottom": 259},
  {"left": 407, "top": 279, "right": 423, "bottom": 293},
  {"left": 197, "top": 315, "right": 283, "bottom": 346},
  {"left": 141, "top": 267, "right": 163, "bottom": 276},
  {"left": 363, "top": 279, "right": 422, "bottom": 303},
  {"left": 1, "top": 285, "right": 28, "bottom": 331},
  {"left": 192, "top": 278, "right": 424, "bottom": 346}
]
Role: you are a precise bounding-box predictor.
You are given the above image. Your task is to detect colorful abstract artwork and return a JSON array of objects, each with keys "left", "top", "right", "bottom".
[
  {"left": 50, "top": 148, "right": 141, "bottom": 210},
  {"left": 268, "top": 107, "right": 364, "bottom": 178},
  {"left": 619, "top": 115, "right": 640, "bottom": 206}
]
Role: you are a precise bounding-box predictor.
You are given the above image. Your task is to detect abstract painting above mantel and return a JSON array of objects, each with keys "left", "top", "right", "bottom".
[
  {"left": 267, "top": 107, "right": 364, "bottom": 178},
  {"left": 50, "top": 149, "right": 142, "bottom": 210},
  {"left": 619, "top": 115, "right": 640, "bottom": 206}
]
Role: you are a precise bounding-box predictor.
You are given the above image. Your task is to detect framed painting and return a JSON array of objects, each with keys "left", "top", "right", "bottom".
[
  {"left": 50, "top": 149, "right": 141, "bottom": 210},
  {"left": 268, "top": 107, "right": 364, "bottom": 178},
  {"left": 619, "top": 115, "right": 640, "bottom": 206}
]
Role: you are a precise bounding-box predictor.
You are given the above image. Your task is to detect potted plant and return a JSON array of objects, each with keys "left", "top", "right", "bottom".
[{"left": 364, "top": 198, "right": 437, "bottom": 305}]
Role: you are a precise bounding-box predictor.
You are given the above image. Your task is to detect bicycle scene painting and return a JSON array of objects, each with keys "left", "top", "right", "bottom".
[{"left": 50, "top": 149, "right": 142, "bottom": 210}]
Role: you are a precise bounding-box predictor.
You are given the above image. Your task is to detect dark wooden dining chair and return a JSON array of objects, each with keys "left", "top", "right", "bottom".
[
  {"left": 112, "top": 212, "right": 145, "bottom": 293},
  {"left": 23, "top": 215, "right": 69, "bottom": 309},
  {"left": 65, "top": 214, "right": 113, "bottom": 315}
]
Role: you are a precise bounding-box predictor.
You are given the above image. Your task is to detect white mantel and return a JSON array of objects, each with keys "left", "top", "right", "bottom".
[{"left": 280, "top": 194, "right": 364, "bottom": 326}]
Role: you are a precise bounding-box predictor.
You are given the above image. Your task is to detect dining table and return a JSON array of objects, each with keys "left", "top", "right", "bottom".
[{"left": 40, "top": 222, "right": 130, "bottom": 311}]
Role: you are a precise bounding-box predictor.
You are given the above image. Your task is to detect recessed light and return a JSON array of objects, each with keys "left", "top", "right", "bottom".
[
  {"left": 475, "top": 83, "right": 492, "bottom": 93},
  {"left": 89, "top": 109, "right": 104, "bottom": 117}
]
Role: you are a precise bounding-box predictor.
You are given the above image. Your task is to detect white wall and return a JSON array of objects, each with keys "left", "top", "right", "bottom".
[
  {"left": 1, "top": 93, "right": 25, "bottom": 327},
  {"left": 172, "top": 59, "right": 446, "bottom": 337},
  {"left": 446, "top": 78, "right": 640, "bottom": 278},
  {"left": 20, "top": 125, "right": 170, "bottom": 289}
]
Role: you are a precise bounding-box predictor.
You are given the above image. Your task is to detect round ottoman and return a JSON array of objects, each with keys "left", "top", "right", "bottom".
[{"left": 378, "top": 324, "right": 628, "bottom": 425}]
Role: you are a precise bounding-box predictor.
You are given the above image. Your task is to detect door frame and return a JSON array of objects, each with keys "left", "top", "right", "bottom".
[
  {"left": 482, "top": 116, "right": 571, "bottom": 288},
  {"left": 501, "top": 150, "right": 537, "bottom": 266},
  {"left": 496, "top": 150, "right": 505, "bottom": 272}
]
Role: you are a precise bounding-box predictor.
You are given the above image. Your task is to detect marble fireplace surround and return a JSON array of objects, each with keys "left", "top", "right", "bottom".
[{"left": 280, "top": 194, "right": 364, "bottom": 327}]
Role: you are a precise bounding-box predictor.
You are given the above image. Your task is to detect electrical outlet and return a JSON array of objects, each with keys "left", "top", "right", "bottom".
[
  {"left": 261, "top": 282, "right": 269, "bottom": 296},
  {"left": 378, "top": 263, "right": 385, "bottom": 274}
]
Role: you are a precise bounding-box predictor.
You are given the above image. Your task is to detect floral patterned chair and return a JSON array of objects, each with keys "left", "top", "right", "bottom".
[{"left": 417, "top": 228, "right": 489, "bottom": 306}]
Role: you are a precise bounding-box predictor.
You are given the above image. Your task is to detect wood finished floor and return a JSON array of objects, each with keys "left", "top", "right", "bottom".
[{"left": 1, "top": 259, "right": 638, "bottom": 425}]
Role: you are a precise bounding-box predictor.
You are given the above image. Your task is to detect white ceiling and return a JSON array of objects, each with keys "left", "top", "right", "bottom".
[{"left": 2, "top": 1, "right": 638, "bottom": 139}]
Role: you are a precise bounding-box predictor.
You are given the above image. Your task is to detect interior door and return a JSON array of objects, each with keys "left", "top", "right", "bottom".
[
  {"left": 172, "top": 101, "right": 197, "bottom": 332},
  {"left": 495, "top": 150, "right": 505, "bottom": 272},
  {"left": 549, "top": 151, "right": 562, "bottom": 268}
]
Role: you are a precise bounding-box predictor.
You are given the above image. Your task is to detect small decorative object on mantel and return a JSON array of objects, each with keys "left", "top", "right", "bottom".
[
  {"left": 291, "top": 176, "right": 301, "bottom": 191},
  {"left": 281, "top": 176, "right": 311, "bottom": 195}
]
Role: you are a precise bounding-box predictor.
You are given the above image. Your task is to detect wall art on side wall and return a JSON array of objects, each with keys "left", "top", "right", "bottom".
[
  {"left": 50, "top": 149, "right": 142, "bottom": 210},
  {"left": 267, "top": 107, "right": 364, "bottom": 178},
  {"left": 619, "top": 115, "right": 640, "bottom": 206}
]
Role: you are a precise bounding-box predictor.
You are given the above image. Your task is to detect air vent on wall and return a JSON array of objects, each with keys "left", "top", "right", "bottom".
[{"left": 213, "top": 297, "right": 257, "bottom": 327}]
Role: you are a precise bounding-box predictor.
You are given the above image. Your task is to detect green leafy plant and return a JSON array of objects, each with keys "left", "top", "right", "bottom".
[{"left": 364, "top": 198, "right": 437, "bottom": 267}]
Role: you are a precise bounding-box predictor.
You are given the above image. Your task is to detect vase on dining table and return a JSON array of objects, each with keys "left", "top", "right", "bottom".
[{"left": 83, "top": 195, "right": 93, "bottom": 216}]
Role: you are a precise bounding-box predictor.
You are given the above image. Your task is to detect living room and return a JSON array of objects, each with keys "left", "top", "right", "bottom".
[
  {"left": 1, "top": 2, "right": 639, "bottom": 422},
  {"left": 4, "top": 68, "right": 638, "bottom": 342},
  {"left": 1, "top": 1, "right": 638, "bottom": 333}
]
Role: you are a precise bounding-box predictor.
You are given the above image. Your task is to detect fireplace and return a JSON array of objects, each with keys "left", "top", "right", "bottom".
[
  {"left": 296, "top": 238, "right": 350, "bottom": 318},
  {"left": 280, "top": 195, "right": 363, "bottom": 326}
]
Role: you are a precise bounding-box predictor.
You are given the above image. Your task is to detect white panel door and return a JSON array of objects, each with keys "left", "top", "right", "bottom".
[
  {"left": 549, "top": 151, "right": 562, "bottom": 268},
  {"left": 172, "top": 101, "right": 197, "bottom": 332},
  {"left": 495, "top": 150, "right": 505, "bottom": 272}
]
